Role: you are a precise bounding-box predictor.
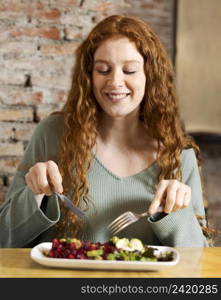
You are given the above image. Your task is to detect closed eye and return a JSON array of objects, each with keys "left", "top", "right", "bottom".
[
  {"left": 95, "top": 70, "right": 136, "bottom": 75},
  {"left": 96, "top": 69, "right": 136, "bottom": 75},
  {"left": 96, "top": 70, "right": 111, "bottom": 75},
  {"left": 123, "top": 71, "right": 136, "bottom": 74}
]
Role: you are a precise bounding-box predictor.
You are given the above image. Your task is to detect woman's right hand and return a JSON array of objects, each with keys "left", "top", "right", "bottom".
[{"left": 25, "top": 160, "right": 63, "bottom": 196}]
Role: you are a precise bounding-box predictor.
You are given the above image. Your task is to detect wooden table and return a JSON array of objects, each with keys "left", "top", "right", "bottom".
[{"left": 0, "top": 247, "right": 221, "bottom": 278}]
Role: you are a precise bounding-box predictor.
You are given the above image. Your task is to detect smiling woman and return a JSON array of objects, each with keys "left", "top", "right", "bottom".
[
  {"left": 92, "top": 37, "right": 146, "bottom": 118},
  {"left": 0, "top": 15, "right": 210, "bottom": 248}
]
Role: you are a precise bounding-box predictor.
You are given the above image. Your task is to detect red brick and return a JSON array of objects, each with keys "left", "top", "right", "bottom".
[
  {"left": 0, "top": 157, "right": 21, "bottom": 174},
  {"left": 0, "top": 108, "right": 33, "bottom": 122},
  {"left": 96, "top": 2, "right": 114, "bottom": 12},
  {"left": 11, "top": 27, "right": 61, "bottom": 40},
  {"left": 40, "top": 88, "right": 68, "bottom": 104},
  {"left": 0, "top": 142, "right": 24, "bottom": 156},
  {"left": 32, "top": 9, "right": 61, "bottom": 21},
  {"left": 49, "top": 0, "right": 77, "bottom": 8},
  {"left": 0, "top": 86, "right": 68, "bottom": 106},
  {"left": 64, "top": 27, "right": 83, "bottom": 40},
  {"left": 40, "top": 42, "right": 78, "bottom": 55},
  {"left": 81, "top": 0, "right": 126, "bottom": 12},
  {"left": 32, "top": 72, "right": 72, "bottom": 90},
  {"left": 0, "top": 2, "right": 43, "bottom": 12},
  {"left": 60, "top": 11, "right": 92, "bottom": 27},
  {"left": 0, "top": 3, "right": 61, "bottom": 21},
  {"left": 140, "top": 3, "right": 156, "bottom": 9},
  {"left": 0, "top": 122, "right": 36, "bottom": 141},
  {"left": 54, "top": 89, "right": 68, "bottom": 103},
  {"left": 18, "top": 87, "right": 68, "bottom": 105},
  {"left": 0, "top": 41, "right": 37, "bottom": 56},
  {"left": 0, "top": 87, "right": 43, "bottom": 105}
]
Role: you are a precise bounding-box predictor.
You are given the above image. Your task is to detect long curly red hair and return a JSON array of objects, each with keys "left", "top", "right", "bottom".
[{"left": 55, "top": 15, "right": 206, "bottom": 239}]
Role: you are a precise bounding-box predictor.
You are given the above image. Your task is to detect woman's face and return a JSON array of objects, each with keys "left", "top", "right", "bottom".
[{"left": 92, "top": 37, "right": 146, "bottom": 119}]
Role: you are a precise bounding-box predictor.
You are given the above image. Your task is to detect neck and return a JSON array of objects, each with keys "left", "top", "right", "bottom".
[{"left": 97, "top": 112, "right": 147, "bottom": 148}]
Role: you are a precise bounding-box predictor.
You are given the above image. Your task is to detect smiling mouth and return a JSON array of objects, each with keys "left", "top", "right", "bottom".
[{"left": 104, "top": 93, "right": 130, "bottom": 101}]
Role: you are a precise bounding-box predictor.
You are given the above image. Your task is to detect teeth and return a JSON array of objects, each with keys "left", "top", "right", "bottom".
[{"left": 106, "top": 93, "right": 129, "bottom": 99}]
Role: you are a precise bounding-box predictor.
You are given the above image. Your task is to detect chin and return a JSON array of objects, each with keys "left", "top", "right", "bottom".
[{"left": 104, "top": 108, "right": 136, "bottom": 119}]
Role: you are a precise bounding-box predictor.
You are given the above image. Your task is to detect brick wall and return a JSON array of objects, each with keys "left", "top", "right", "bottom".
[{"left": 0, "top": 0, "right": 175, "bottom": 203}]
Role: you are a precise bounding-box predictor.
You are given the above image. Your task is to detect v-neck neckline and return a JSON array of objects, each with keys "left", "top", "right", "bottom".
[{"left": 93, "top": 154, "right": 158, "bottom": 180}]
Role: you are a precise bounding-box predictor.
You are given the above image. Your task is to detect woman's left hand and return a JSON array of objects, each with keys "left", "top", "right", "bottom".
[{"left": 148, "top": 179, "right": 191, "bottom": 215}]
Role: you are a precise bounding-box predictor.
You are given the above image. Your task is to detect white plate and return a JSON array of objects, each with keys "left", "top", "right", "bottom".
[{"left": 30, "top": 242, "right": 180, "bottom": 271}]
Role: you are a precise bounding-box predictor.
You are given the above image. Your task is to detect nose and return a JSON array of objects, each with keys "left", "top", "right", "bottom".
[{"left": 106, "top": 68, "right": 124, "bottom": 88}]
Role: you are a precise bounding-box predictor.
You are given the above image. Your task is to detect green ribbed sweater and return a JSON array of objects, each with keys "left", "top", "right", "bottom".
[{"left": 0, "top": 115, "right": 208, "bottom": 247}]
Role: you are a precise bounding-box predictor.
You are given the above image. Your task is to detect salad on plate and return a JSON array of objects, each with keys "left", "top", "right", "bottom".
[{"left": 43, "top": 236, "right": 174, "bottom": 262}]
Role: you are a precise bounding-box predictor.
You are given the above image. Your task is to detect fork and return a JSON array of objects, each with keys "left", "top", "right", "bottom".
[{"left": 107, "top": 211, "right": 149, "bottom": 235}]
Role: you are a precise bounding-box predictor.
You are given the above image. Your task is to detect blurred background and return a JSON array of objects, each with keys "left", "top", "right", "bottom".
[{"left": 0, "top": 0, "right": 220, "bottom": 245}]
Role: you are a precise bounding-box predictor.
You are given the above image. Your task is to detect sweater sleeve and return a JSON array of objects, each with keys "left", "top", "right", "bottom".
[
  {"left": 0, "top": 115, "right": 63, "bottom": 248},
  {"left": 147, "top": 148, "right": 209, "bottom": 247}
]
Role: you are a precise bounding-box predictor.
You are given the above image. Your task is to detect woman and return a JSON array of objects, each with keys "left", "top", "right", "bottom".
[{"left": 0, "top": 15, "right": 209, "bottom": 247}]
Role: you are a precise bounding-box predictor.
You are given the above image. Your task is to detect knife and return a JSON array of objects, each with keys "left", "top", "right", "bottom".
[{"left": 55, "top": 193, "right": 85, "bottom": 218}]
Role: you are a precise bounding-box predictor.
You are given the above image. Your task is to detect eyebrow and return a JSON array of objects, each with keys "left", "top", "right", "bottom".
[{"left": 94, "top": 59, "right": 142, "bottom": 64}]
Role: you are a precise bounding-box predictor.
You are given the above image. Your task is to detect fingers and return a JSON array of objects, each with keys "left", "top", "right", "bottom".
[
  {"left": 149, "top": 179, "right": 191, "bottom": 215},
  {"left": 36, "top": 163, "right": 52, "bottom": 196},
  {"left": 172, "top": 186, "right": 186, "bottom": 212},
  {"left": 164, "top": 180, "right": 180, "bottom": 213},
  {"left": 164, "top": 180, "right": 191, "bottom": 213},
  {"left": 148, "top": 180, "right": 167, "bottom": 215},
  {"left": 183, "top": 186, "right": 191, "bottom": 207},
  {"left": 46, "top": 161, "right": 63, "bottom": 194},
  {"left": 25, "top": 160, "right": 63, "bottom": 196},
  {"left": 25, "top": 174, "right": 43, "bottom": 195}
]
